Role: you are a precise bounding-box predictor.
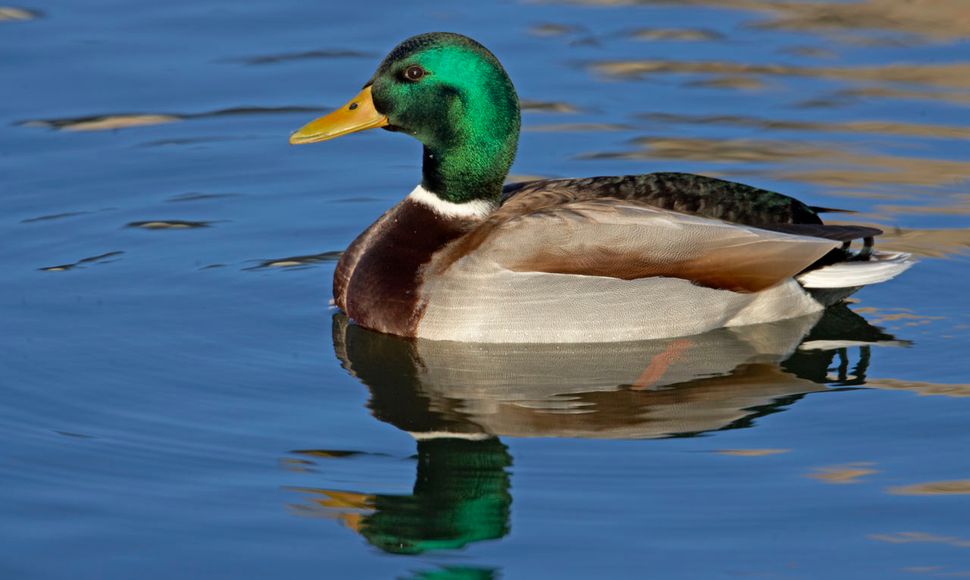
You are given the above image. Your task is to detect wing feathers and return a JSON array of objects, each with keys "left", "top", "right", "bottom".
[{"left": 465, "top": 200, "right": 839, "bottom": 293}]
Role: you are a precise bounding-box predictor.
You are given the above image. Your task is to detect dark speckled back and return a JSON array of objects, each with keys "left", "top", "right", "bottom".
[{"left": 503, "top": 172, "right": 824, "bottom": 226}]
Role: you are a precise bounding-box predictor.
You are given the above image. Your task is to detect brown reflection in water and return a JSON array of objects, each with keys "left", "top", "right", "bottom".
[
  {"left": 525, "top": 122, "right": 632, "bottom": 132},
  {"left": 244, "top": 251, "right": 343, "bottom": 270},
  {"left": 875, "top": 199, "right": 970, "bottom": 217},
  {"left": 505, "top": 174, "right": 551, "bottom": 184},
  {"left": 0, "top": 7, "right": 40, "bottom": 21},
  {"left": 583, "top": 136, "right": 821, "bottom": 163},
  {"left": 822, "top": 86, "right": 970, "bottom": 108},
  {"left": 807, "top": 462, "right": 879, "bottom": 484},
  {"left": 584, "top": 136, "right": 970, "bottom": 190},
  {"left": 520, "top": 99, "right": 582, "bottom": 114},
  {"left": 870, "top": 531, "right": 970, "bottom": 547},
  {"left": 563, "top": 0, "right": 970, "bottom": 44},
  {"left": 529, "top": 23, "right": 584, "bottom": 37},
  {"left": 849, "top": 307, "right": 945, "bottom": 327},
  {"left": 831, "top": 226, "right": 970, "bottom": 259},
  {"left": 716, "top": 448, "right": 789, "bottom": 456},
  {"left": 782, "top": 46, "right": 837, "bottom": 59},
  {"left": 641, "top": 113, "right": 970, "bottom": 140},
  {"left": 20, "top": 106, "right": 323, "bottom": 132},
  {"left": 742, "top": 0, "right": 970, "bottom": 44},
  {"left": 866, "top": 379, "right": 970, "bottom": 398},
  {"left": 629, "top": 27, "right": 723, "bottom": 42},
  {"left": 685, "top": 75, "right": 768, "bottom": 91},
  {"left": 889, "top": 481, "right": 970, "bottom": 495},
  {"left": 25, "top": 114, "right": 182, "bottom": 132},
  {"left": 279, "top": 457, "right": 316, "bottom": 473},
  {"left": 592, "top": 60, "right": 970, "bottom": 90}
]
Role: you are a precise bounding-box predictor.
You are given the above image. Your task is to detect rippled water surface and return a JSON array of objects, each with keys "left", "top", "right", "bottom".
[{"left": 3, "top": 1, "right": 969, "bottom": 578}]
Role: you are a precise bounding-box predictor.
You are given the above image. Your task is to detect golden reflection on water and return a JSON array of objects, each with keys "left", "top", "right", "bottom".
[
  {"left": 584, "top": 137, "right": 970, "bottom": 190},
  {"left": 889, "top": 481, "right": 970, "bottom": 495},
  {"left": 519, "top": 99, "right": 582, "bottom": 113},
  {"left": 834, "top": 227, "right": 970, "bottom": 259},
  {"left": 629, "top": 27, "right": 723, "bottom": 42},
  {"left": 592, "top": 60, "right": 970, "bottom": 90},
  {"left": 865, "top": 379, "right": 970, "bottom": 398},
  {"left": 0, "top": 6, "right": 38, "bottom": 21},
  {"left": 873, "top": 199, "right": 970, "bottom": 219},
  {"left": 561, "top": 0, "right": 970, "bottom": 43},
  {"left": 524, "top": 122, "right": 632, "bottom": 132},
  {"left": 716, "top": 448, "right": 789, "bottom": 456},
  {"left": 250, "top": 251, "right": 342, "bottom": 270},
  {"left": 27, "top": 114, "right": 183, "bottom": 132},
  {"left": 745, "top": 0, "right": 968, "bottom": 44},
  {"left": 825, "top": 86, "right": 970, "bottom": 107},
  {"left": 529, "top": 23, "right": 583, "bottom": 37},
  {"left": 641, "top": 113, "right": 970, "bottom": 141},
  {"left": 20, "top": 106, "right": 322, "bottom": 132},
  {"left": 806, "top": 462, "right": 879, "bottom": 484}
]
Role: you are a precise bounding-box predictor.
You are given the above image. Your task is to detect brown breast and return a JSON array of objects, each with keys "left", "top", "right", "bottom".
[{"left": 336, "top": 199, "right": 478, "bottom": 337}]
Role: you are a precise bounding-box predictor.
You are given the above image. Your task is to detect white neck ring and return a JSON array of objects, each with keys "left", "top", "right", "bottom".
[{"left": 406, "top": 184, "right": 495, "bottom": 219}]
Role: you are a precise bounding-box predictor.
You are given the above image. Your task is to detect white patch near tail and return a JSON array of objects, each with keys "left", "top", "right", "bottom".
[{"left": 797, "top": 251, "right": 915, "bottom": 289}]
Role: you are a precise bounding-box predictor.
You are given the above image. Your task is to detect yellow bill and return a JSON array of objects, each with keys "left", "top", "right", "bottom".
[{"left": 289, "top": 86, "right": 389, "bottom": 145}]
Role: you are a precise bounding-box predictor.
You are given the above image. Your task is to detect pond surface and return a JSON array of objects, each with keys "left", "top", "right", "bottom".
[{"left": 2, "top": 1, "right": 969, "bottom": 578}]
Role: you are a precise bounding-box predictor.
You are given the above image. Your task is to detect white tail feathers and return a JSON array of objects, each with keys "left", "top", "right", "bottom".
[{"left": 797, "top": 251, "right": 915, "bottom": 289}]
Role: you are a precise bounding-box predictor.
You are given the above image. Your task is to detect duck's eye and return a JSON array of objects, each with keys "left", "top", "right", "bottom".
[{"left": 403, "top": 65, "right": 426, "bottom": 82}]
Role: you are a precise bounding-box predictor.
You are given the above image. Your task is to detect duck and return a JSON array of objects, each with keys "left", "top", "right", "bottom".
[{"left": 289, "top": 32, "right": 913, "bottom": 343}]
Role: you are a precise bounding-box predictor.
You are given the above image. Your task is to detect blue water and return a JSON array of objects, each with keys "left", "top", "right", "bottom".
[{"left": 3, "top": 1, "right": 969, "bottom": 578}]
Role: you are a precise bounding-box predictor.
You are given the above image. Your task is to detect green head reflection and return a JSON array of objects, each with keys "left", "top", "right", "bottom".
[
  {"left": 407, "top": 566, "right": 498, "bottom": 580},
  {"left": 291, "top": 437, "right": 511, "bottom": 555},
  {"left": 361, "top": 437, "right": 511, "bottom": 555}
]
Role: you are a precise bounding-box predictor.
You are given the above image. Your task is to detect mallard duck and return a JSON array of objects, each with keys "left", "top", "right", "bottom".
[{"left": 289, "top": 32, "right": 913, "bottom": 343}]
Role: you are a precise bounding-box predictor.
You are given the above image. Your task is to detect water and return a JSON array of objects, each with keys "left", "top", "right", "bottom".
[{"left": 2, "top": 1, "right": 969, "bottom": 578}]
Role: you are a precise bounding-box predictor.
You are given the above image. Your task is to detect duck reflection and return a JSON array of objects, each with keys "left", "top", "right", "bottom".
[
  {"left": 334, "top": 304, "right": 897, "bottom": 440},
  {"left": 290, "top": 304, "right": 898, "bottom": 555}
]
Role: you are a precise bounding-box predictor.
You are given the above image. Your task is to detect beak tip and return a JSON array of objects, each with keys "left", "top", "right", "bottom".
[{"left": 288, "top": 131, "right": 308, "bottom": 146}]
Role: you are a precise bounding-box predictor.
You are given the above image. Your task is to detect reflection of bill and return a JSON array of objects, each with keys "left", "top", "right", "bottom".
[{"left": 289, "top": 305, "right": 898, "bottom": 555}]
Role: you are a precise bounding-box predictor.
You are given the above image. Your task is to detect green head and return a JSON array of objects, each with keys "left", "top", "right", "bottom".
[{"left": 290, "top": 33, "right": 521, "bottom": 205}]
